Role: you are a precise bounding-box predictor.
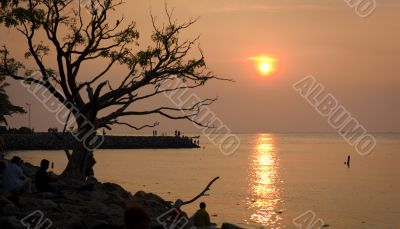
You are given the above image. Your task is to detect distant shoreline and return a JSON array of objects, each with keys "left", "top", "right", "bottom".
[{"left": 2, "top": 133, "right": 199, "bottom": 151}]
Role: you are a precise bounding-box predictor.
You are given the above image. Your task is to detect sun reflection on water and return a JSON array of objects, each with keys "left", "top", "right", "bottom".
[{"left": 246, "top": 134, "right": 283, "bottom": 228}]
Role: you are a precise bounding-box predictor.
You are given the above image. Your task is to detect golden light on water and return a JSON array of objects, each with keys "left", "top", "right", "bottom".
[{"left": 247, "top": 134, "right": 283, "bottom": 228}]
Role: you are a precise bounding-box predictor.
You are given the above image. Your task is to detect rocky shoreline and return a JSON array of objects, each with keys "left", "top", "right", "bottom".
[
  {"left": 0, "top": 160, "right": 242, "bottom": 229},
  {"left": 0, "top": 160, "right": 193, "bottom": 229},
  {"left": 2, "top": 133, "right": 199, "bottom": 151}
]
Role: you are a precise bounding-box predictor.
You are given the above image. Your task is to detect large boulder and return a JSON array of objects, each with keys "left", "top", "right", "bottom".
[
  {"left": 132, "top": 191, "right": 171, "bottom": 218},
  {"left": 132, "top": 191, "right": 194, "bottom": 229}
]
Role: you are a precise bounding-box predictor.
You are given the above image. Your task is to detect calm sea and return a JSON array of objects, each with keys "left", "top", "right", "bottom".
[{"left": 7, "top": 133, "right": 400, "bottom": 228}]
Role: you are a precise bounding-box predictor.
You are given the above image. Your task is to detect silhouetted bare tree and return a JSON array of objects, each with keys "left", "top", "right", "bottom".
[{"left": 0, "top": 0, "right": 224, "bottom": 179}]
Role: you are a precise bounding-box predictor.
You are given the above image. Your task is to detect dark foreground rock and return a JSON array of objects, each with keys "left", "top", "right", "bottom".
[
  {"left": 0, "top": 180, "right": 134, "bottom": 228},
  {"left": 1, "top": 184, "right": 123, "bottom": 228}
]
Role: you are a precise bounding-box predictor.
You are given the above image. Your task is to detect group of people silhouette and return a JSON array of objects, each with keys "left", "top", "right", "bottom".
[
  {"left": 1, "top": 156, "right": 63, "bottom": 204},
  {"left": 0, "top": 155, "right": 97, "bottom": 204}
]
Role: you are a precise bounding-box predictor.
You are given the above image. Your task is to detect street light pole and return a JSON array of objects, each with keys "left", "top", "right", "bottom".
[{"left": 26, "top": 103, "right": 31, "bottom": 130}]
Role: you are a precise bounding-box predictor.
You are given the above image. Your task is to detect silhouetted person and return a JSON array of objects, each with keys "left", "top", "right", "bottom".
[
  {"left": 78, "top": 169, "right": 97, "bottom": 192},
  {"left": 177, "top": 131, "right": 181, "bottom": 137},
  {"left": 171, "top": 199, "right": 184, "bottom": 222},
  {"left": 35, "top": 159, "right": 62, "bottom": 195},
  {"left": 191, "top": 202, "right": 216, "bottom": 228},
  {"left": 125, "top": 206, "right": 150, "bottom": 229},
  {"left": 347, "top": 155, "right": 351, "bottom": 168},
  {"left": 3, "top": 156, "right": 32, "bottom": 193},
  {"left": 19, "top": 160, "right": 33, "bottom": 177},
  {"left": 35, "top": 159, "right": 51, "bottom": 192}
]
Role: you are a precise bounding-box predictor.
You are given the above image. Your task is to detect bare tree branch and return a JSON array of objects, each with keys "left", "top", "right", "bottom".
[
  {"left": 0, "top": 0, "right": 230, "bottom": 178},
  {"left": 111, "top": 121, "right": 159, "bottom": 130},
  {"left": 181, "top": 177, "right": 220, "bottom": 206}
]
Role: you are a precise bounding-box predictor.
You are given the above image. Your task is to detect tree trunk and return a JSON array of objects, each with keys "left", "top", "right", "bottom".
[
  {"left": 62, "top": 143, "right": 91, "bottom": 180},
  {"left": 61, "top": 126, "right": 97, "bottom": 180}
]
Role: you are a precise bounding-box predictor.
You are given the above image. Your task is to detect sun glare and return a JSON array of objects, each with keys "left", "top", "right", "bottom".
[{"left": 249, "top": 56, "right": 277, "bottom": 76}]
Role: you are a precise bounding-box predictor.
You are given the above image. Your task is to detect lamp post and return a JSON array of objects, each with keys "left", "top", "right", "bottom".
[{"left": 26, "top": 103, "right": 31, "bottom": 130}]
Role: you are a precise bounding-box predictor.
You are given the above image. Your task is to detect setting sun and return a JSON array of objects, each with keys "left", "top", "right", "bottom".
[{"left": 249, "top": 56, "right": 277, "bottom": 76}]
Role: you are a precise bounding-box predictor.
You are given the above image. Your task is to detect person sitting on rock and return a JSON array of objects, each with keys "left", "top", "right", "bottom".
[
  {"left": 170, "top": 199, "right": 184, "bottom": 223},
  {"left": 35, "top": 159, "right": 62, "bottom": 195},
  {"left": 191, "top": 202, "right": 217, "bottom": 229},
  {"left": 77, "top": 169, "right": 97, "bottom": 192},
  {"left": 2, "top": 156, "right": 32, "bottom": 193},
  {"left": 85, "top": 173, "right": 96, "bottom": 191},
  {"left": 125, "top": 206, "right": 150, "bottom": 229}
]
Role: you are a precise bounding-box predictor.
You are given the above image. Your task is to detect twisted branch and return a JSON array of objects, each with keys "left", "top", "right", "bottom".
[{"left": 181, "top": 176, "right": 220, "bottom": 206}]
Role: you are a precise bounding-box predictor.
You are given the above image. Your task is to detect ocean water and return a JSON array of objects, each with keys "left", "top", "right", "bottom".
[{"left": 6, "top": 133, "right": 400, "bottom": 228}]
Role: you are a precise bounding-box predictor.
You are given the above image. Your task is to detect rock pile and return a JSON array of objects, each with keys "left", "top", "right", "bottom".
[{"left": 0, "top": 161, "right": 188, "bottom": 229}]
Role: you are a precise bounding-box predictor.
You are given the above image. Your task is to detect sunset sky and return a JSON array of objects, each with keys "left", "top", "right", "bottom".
[{"left": 2, "top": 0, "right": 400, "bottom": 133}]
